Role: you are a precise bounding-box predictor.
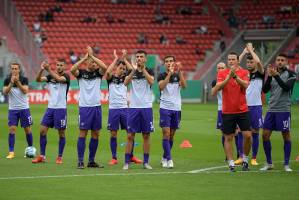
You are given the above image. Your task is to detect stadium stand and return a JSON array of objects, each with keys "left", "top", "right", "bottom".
[{"left": 12, "top": 0, "right": 224, "bottom": 75}]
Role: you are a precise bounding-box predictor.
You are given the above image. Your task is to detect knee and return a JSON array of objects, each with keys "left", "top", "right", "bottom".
[
  {"left": 282, "top": 132, "right": 291, "bottom": 141},
  {"left": 58, "top": 130, "right": 65, "bottom": 138},
  {"left": 111, "top": 131, "right": 117, "bottom": 138},
  {"left": 9, "top": 127, "right": 17, "bottom": 134},
  {"left": 127, "top": 134, "right": 135, "bottom": 142},
  {"left": 91, "top": 132, "right": 99, "bottom": 139},
  {"left": 24, "top": 127, "right": 32, "bottom": 134},
  {"left": 143, "top": 133, "right": 150, "bottom": 141},
  {"left": 79, "top": 130, "right": 88, "bottom": 138},
  {"left": 262, "top": 133, "right": 270, "bottom": 141}
]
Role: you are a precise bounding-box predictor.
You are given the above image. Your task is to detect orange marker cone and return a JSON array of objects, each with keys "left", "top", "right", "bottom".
[
  {"left": 296, "top": 156, "right": 299, "bottom": 161},
  {"left": 180, "top": 140, "right": 192, "bottom": 148}
]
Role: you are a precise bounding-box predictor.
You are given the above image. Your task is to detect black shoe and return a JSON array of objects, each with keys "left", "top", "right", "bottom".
[
  {"left": 87, "top": 161, "right": 104, "bottom": 168},
  {"left": 229, "top": 165, "right": 236, "bottom": 172},
  {"left": 242, "top": 162, "right": 249, "bottom": 171},
  {"left": 77, "top": 162, "right": 85, "bottom": 169}
]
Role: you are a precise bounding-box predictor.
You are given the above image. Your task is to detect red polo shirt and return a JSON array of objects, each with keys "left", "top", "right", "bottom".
[{"left": 217, "top": 67, "right": 249, "bottom": 114}]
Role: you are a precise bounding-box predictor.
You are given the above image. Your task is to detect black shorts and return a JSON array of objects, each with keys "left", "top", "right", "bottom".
[{"left": 222, "top": 112, "right": 250, "bottom": 134}]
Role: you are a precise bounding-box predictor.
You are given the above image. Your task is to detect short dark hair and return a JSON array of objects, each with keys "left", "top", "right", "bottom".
[
  {"left": 277, "top": 53, "right": 288, "bottom": 59},
  {"left": 246, "top": 54, "right": 253, "bottom": 60},
  {"left": 117, "top": 60, "right": 126, "bottom": 66},
  {"left": 164, "top": 55, "right": 176, "bottom": 62},
  {"left": 10, "top": 62, "right": 21, "bottom": 69},
  {"left": 135, "top": 50, "right": 147, "bottom": 56},
  {"left": 57, "top": 58, "right": 66, "bottom": 63},
  {"left": 228, "top": 52, "right": 239, "bottom": 60}
]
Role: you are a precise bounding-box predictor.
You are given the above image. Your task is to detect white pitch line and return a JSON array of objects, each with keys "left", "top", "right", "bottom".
[
  {"left": 188, "top": 165, "right": 227, "bottom": 173},
  {"left": 0, "top": 171, "right": 188, "bottom": 180},
  {"left": 0, "top": 161, "right": 298, "bottom": 180}
]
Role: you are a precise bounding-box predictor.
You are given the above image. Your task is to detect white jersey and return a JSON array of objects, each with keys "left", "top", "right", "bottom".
[
  {"left": 158, "top": 72, "right": 182, "bottom": 111},
  {"left": 217, "top": 91, "right": 222, "bottom": 111},
  {"left": 4, "top": 76, "right": 29, "bottom": 110},
  {"left": 77, "top": 69, "right": 103, "bottom": 107},
  {"left": 211, "top": 79, "right": 222, "bottom": 111},
  {"left": 107, "top": 75, "right": 128, "bottom": 109},
  {"left": 46, "top": 74, "right": 70, "bottom": 109},
  {"left": 129, "top": 68, "right": 154, "bottom": 108},
  {"left": 246, "top": 71, "right": 264, "bottom": 106}
]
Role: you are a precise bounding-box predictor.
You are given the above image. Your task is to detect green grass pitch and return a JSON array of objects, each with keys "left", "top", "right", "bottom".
[{"left": 0, "top": 103, "right": 298, "bottom": 200}]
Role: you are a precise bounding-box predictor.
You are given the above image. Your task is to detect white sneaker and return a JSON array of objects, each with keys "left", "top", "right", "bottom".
[
  {"left": 143, "top": 163, "right": 153, "bottom": 170},
  {"left": 260, "top": 164, "right": 274, "bottom": 171},
  {"left": 123, "top": 163, "right": 129, "bottom": 170},
  {"left": 161, "top": 158, "right": 167, "bottom": 168},
  {"left": 284, "top": 165, "right": 293, "bottom": 172},
  {"left": 167, "top": 160, "right": 174, "bottom": 169}
]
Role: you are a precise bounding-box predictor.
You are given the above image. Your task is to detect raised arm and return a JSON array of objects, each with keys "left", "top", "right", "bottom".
[
  {"left": 71, "top": 53, "right": 88, "bottom": 77},
  {"left": 105, "top": 50, "right": 118, "bottom": 80},
  {"left": 234, "top": 75, "right": 249, "bottom": 89},
  {"left": 159, "top": 67, "right": 173, "bottom": 91},
  {"left": 215, "top": 70, "right": 233, "bottom": 91},
  {"left": 87, "top": 46, "right": 107, "bottom": 74},
  {"left": 122, "top": 50, "right": 133, "bottom": 71},
  {"left": 15, "top": 76, "right": 29, "bottom": 94},
  {"left": 124, "top": 62, "right": 136, "bottom": 86},
  {"left": 239, "top": 46, "right": 248, "bottom": 63},
  {"left": 142, "top": 67, "right": 154, "bottom": 86},
  {"left": 247, "top": 43, "right": 264, "bottom": 74},
  {"left": 36, "top": 61, "right": 49, "bottom": 82},
  {"left": 3, "top": 77, "right": 14, "bottom": 95}
]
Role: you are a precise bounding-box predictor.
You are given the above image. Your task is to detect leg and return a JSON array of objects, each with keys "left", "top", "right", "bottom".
[
  {"left": 262, "top": 129, "right": 272, "bottom": 164},
  {"left": 224, "top": 133, "right": 235, "bottom": 167},
  {"left": 24, "top": 126, "right": 33, "bottom": 147},
  {"left": 89, "top": 130, "right": 99, "bottom": 162},
  {"left": 237, "top": 130, "right": 243, "bottom": 158},
  {"left": 125, "top": 133, "right": 135, "bottom": 164},
  {"left": 7, "top": 110, "right": 19, "bottom": 157},
  {"left": 169, "top": 129, "right": 176, "bottom": 149},
  {"left": 31, "top": 125, "right": 48, "bottom": 163},
  {"left": 110, "top": 130, "right": 118, "bottom": 160},
  {"left": 142, "top": 132, "right": 152, "bottom": 169},
  {"left": 162, "top": 127, "right": 171, "bottom": 160},
  {"left": 20, "top": 109, "right": 34, "bottom": 147},
  {"left": 251, "top": 128, "right": 260, "bottom": 160},
  {"left": 242, "top": 130, "right": 252, "bottom": 163},
  {"left": 39, "top": 125, "right": 49, "bottom": 156},
  {"left": 58, "top": 129, "right": 66, "bottom": 158},
  {"left": 77, "top": 130, "right": 88, "bottom": 163},
  {"left": 282, "top": 131, "right": 291, "bottom": 166},
  {"left": 8, "top": 126, "right": 17, "bottom": 152}
]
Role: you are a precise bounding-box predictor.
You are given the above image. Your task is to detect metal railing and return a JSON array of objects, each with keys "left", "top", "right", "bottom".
[{"left": 0, "top": 0, "right": 45, "bottom": 80}]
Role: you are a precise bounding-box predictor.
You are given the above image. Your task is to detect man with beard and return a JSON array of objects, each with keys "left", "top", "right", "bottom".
[
  {"left": 260, "top": 53, "right": 296, "bottom": 172},
  {"left": 32, "top": 59, "right": 70, "bottom": 164}
]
